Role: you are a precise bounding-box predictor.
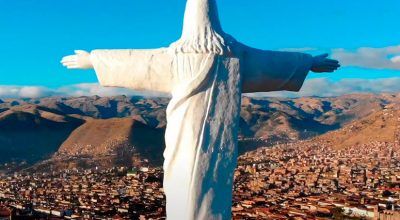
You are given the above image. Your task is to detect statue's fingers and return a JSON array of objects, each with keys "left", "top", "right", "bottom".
[
  {"left": 61, "top": 58, "right": 76, "bottom": 63},
  {"left": 325, "top": 59, "right": 339, "bottom": 64},
  {"left": 61, "top": 59, "right": 77, "bottom": 64},
  {"left": 317, "top": 65, "right": 338, "bottom": 72},
  {"left": 327, "top": 65, "right": 339, "bottom": 71},
  {"left": 67, "top": 65, "right": 79, "bottom": 69},
  {"left": 318, "top": 66, "right": 334, "bottom": 72},
  {"left": 312, "top": 68, "right": 325, "bottom": 73},
  {"left": 326, "top": 63, "right": 340, "bottom": 68},
  {"left": 330, "top": 63, "right": 341, "bottom": 68},
  {"left": 323, "top": 62, "right": 340, "bottom": 68},
  {"left": 62, "top": 61, "right": 77, "bottom": 66},
  {"left": 326, "top": 64, "right": 340, "bottom": 69},
  {"left": 61, "top": 55, "right": 76, "bottom": 63},
  {"left": 61, "top": 60, "right": 79, "bottom": 67},
  {"left": 62, "top": 55, "right": 76, "bottom": 60}
]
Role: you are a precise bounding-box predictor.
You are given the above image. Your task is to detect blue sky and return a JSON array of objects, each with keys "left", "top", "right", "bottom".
[{"left": 0, "top": 0, "right": 399, "bottom": 97}]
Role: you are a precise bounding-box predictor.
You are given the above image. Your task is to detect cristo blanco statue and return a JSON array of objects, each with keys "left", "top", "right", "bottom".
[{"left": 61, "top": 0, "right": 340, "bottom": 219}]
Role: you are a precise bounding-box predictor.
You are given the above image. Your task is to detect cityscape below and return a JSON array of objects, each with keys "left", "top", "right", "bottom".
[{"left": 1, "top": 140, "right": 400, "bottom": 219}]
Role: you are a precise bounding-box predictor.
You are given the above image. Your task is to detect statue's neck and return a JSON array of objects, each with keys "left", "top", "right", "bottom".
[{"left": 181, "top": 0, "right": 223, "bottom": 38}]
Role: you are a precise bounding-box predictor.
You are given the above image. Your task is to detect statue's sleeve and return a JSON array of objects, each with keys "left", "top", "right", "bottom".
[
  {"left": 238, "top": 43, "right": 313, "bottom": 93},
  {"left": 90, "top": 48, "right": 174, "bottom": 93}
]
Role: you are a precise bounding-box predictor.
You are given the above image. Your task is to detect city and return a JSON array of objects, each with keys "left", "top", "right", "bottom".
[
  {"left": 233, "top": 140, "right": 400, "bottom": 219},
  {"left": 1, "top": 138, "right": 400, "bottom": 219}
]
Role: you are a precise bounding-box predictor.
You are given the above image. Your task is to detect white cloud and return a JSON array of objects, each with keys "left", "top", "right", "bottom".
[
  {"left": 57, "top": 83, "right": 167, "bottom": 97},
  {"left": 0, "top": 86, "right": 20, "bottom": 98},
  {"left": 332, "top": 45, "right": 400, "bottom": 70},
  {"left": 0, "top": 83, "right": 168, "bottom": 99},
  {"left": 247, "top": 77, "right": 400, "bottom": 98},
  {"left": 18, "top": 86, "right": 55, "bottom": 98},
  {"left": 0, "top": 86, "right": 57, "bottom": 98}
]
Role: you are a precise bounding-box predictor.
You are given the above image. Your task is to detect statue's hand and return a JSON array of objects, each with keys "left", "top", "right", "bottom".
[
  {"left": 61, "top": 50, "right": 93, "bottom": 69},
  {"left": 311, "top": 53, "right": 340, "bottom": 73}
]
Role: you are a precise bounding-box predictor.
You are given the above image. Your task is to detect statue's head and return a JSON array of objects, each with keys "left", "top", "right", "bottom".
[{"left": 170, "top": 0, "right": 229, "bottom": 55}]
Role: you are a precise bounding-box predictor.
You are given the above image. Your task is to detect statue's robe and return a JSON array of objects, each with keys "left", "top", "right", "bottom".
[{"left": 90, "top": 42, "right": 312, "bottom": 219}]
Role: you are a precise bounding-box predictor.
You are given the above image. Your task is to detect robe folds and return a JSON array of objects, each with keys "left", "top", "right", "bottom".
[{"left": 90, "top": 46, "right": 313, "bottom": 219}]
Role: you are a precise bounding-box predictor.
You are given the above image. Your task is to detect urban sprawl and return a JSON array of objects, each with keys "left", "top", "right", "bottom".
[{"left": 1, "top": 140, "right": 400, "bottom": 219}]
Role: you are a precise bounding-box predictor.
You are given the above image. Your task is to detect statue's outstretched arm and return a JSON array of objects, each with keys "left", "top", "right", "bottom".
[
  {"left": 236, "top": 42, "right": 340, "bottom": 93},
  {"left": 61, "top": 48, "right": 174, "bottom": 93}
]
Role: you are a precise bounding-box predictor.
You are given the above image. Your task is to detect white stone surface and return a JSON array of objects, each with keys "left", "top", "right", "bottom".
[{"left": 61, "top": 0, "right": 340, "bottom": 219}]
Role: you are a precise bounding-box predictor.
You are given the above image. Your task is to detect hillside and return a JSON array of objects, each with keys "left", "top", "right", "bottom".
[
  {"left": 37, "top": 117, "right": 165, "bottom": 170},
  {"left": 0, "top": 93, "right": 399, "bottom": 170},
  {"left": 0, "top": 105, "right": 84, "bottom": 165},
  {"left": 315, "top": 103, "right": 400, "bottom": 149}
]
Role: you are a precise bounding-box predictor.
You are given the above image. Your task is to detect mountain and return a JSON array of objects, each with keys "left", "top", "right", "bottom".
[
  {"left": 0, "top": 93, "right": 399, "bottom": 171},
  {"left": 315, "top": 103, "right": 400, "bottom": 149},
  {"left": 46, "top": 117, "right": 165, "bottom": 170},
  {"left": 237, "top": 93, "right": 399, "bottom": 151},
  {"left": 240, "top": 103, "right": 400, "bottom": 168},
  {"left": 3, "top": 94, "right": 398, "bottom": 134},
  {"left": 0, "top": 104, "right": 84, "bottom": 166}
]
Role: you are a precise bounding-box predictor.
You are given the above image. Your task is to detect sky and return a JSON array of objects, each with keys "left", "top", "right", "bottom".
[{"left": 0, "top": 0, "right": 399, "bottom": 98}]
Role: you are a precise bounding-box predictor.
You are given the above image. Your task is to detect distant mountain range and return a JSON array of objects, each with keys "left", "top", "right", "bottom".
[
  {"left": 243, "top": 103, "right": 400, "bottom": 165},
  {"left": 0, "top": 93, "right": 399, "bottom": 172}
]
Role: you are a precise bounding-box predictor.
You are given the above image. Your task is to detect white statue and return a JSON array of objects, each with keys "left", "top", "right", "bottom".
[{"left": 61, "top": 0, "right": 339, "bottom": 219}]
